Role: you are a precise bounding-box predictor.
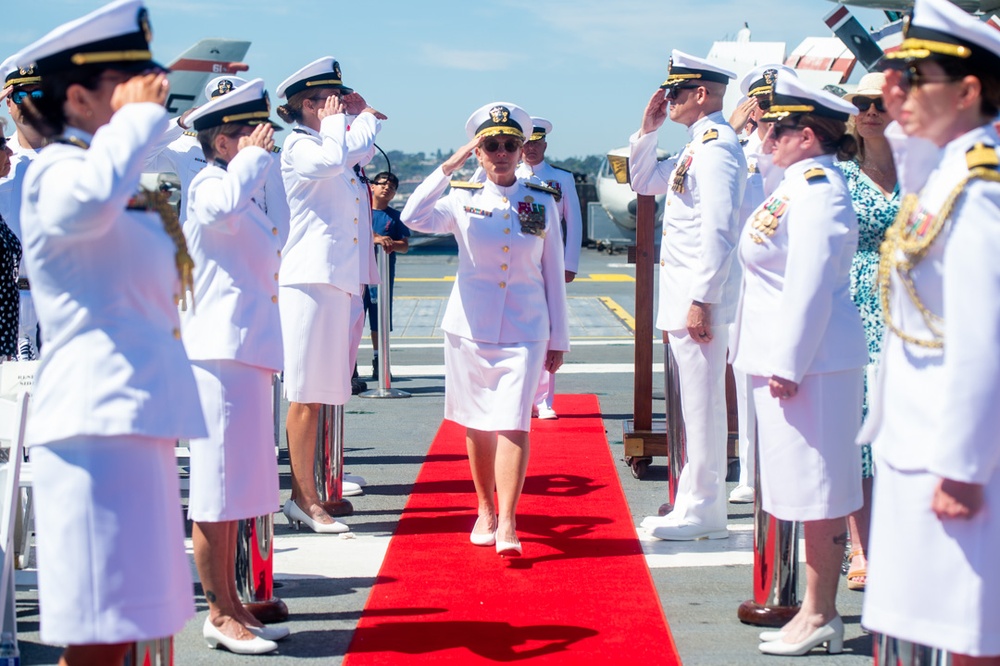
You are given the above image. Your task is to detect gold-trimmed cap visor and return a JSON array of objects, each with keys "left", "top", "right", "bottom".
[{"left": 880, "top": 1, "right": 1000, "bottom": 72}]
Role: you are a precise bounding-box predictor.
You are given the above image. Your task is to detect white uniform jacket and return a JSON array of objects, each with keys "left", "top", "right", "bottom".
[
  {"left": 181, "top": 147, "right": 290, "bottom": 371},
  {"left": 730, "top": 155, "right": 867, "bottom": 383},
  {"left": 401, "top": 166, "right": 570, "bottom": 351},
  {"left": 629, "top": 112, "right": 747, "bottom": 330},
  {"left": 20, "top": 103, "right": 207, "bottom": 446},
  {"left": 279, "top": 113, "right": 381, "bottom": 294},
  {"left": 144, "top": 118, "right": 208, "bottom": 222},
  {"left": 860, "top": 125, "right": 1000, "bottom": 483},
  {"left": 515, "top": 160, "right": 582, "bottom": 274}
]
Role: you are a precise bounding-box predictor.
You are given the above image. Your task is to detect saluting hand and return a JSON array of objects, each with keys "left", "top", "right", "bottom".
[
  {"left": 932, "top": 477, "right": 985, "bottom": 520},
  {"left": 111, "top": 72, "right": 168, "bottom": 112},
  {"left": 441, "top": 137, "right": 480, "bottom": 176},
  {"left": 317, "top": 94, "right": 345, "bottom": 121},
  {"left": 640, "top": 89, "right": 669, "bottom": 136},
  {"left": 343, "top": 92, "right": 388, "bottom": 120},
  {"left": 881, "top": 69, "right": 906, "bottom": 123},
  {"left": 728, "top": 97, "right": 757, "bottom": 133},
  {"left": 238, "top": 123, "right": 275, "bottom": 153}
]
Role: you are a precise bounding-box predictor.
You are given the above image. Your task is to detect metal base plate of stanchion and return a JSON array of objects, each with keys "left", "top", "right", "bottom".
[
  {"left": 359, "top": 387, "right": 410, "bottom": 398},
  {"left": 245, "top": 597, "right": 290, "bottom": 624},
  {"left": 737, "top": 600, "right": 800, "bottom": 627},
  {"left": 320, "top": 498, "right": 353, "bottom": 517}
]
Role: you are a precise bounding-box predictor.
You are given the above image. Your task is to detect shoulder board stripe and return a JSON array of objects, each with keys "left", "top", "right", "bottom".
[
  {"left": 966, "top": 143, "right": 999, "bottom": 171},
  {"left": 701, "top": 129, "right": 719, "bottom": 143},
  {"left": 804, "top": 167, "right": 827, "bottom": 183},
  {"left": 450, "top": 181, "right": 484, "bottom": 190},
  {"left": 525, "top": 182, "right": 559, "bottom": 196}
]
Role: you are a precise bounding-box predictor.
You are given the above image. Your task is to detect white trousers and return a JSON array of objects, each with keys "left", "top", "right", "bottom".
[{"left": 665, "top": 325, "right": 730, "bottom": 528}]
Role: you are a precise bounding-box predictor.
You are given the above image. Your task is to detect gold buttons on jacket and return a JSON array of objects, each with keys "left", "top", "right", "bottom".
[
  {"left": 501, "top": 263, "right": 508, "bottom": 271},
  {"left": 503, "top": 213, "right": 510, "bottom": 219},
  {"left": 277, "top": 250, "right": 282, "bottom": 258},
  {"left": 355, "top": 198, "right": 360, "bottom": 204},
  {"left": 353, "top": 238, "right": 358, "bottom": 244},
  {"left": 272, "top": 227, "right": 278, "bottom": 235},
  {"left": 502, "top": 246, "right": 509, "bottom": 253},
  {"left": 502, "top": 196, "right": 508, "bottom": 203},
  {"left": 660, "top": 260, "right": 665, "bottom": 266},
  {"left": 351, "top": 178, "right": 357, "bottom": 185},
  {"left": 354, "top": 218, "right": 358, "bottom": 224},
  {"left": 273, "top": 272, "right": 279, "bottom": 281},
  {"left": 499, "top": 281, "right": 507, "bottom": 288},
  {"left": 172, "top": 328, "right": 180, "bottom": 339},
  {"left": 504, "top": 228, "right": 511, "bottom": 234},
  {"left": 271, "top": 295, "right": 278, "bottom": 303}
]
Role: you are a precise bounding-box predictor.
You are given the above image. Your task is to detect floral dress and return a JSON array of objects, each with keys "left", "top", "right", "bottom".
[
  {"left": 0, "top": 215, "right": 21, "bottom": 359},
  {"left": 838, "top": 159, "right": 899, "bottom": 478}
]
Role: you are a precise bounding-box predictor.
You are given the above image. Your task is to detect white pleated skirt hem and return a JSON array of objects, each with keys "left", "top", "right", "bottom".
[{"left": 443, "top": 332, "right": 546, "bottom": 432}]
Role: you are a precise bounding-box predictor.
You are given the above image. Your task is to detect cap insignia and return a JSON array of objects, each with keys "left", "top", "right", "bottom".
[
  {"left": 138, "top": 7, "right": 152, "bottom": 44},
  {"left": 490, "top": 106, "right": 510, "bottom": 125},
  {"left": 763, "top": 69, "right": 776, "bottom": 85},
  {"left": 333, "top": 61, "right": 343, "bottom": 80},
  {"left": 216, "top": 79, "right": 234, "bottom": 96}
]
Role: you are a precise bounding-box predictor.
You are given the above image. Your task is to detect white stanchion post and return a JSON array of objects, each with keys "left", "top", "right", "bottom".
[
  {"left": 360, "top": 246, "right": 409, "bottom": 399},
  {"left": 314, "top": 404, "right": 351, "bottom": 516}
]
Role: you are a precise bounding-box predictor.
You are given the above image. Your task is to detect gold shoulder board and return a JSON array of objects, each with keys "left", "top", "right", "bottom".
[
  {"left": 804, "top": 167, "right": 827, "bottom": 183},
  {"left": 966, "top": 143, "right": 999, "bottom": 170},
  {"left": 183, "top": 130, "right": 198, "bottom": 137},
  {"left": 450, "top": 181, "right": 485, "bottom": 190},
  {"left": 702, "top": 129, "right": 719, "bottom": 143},
  {"left": 525, "top": 181, "right": 559, "bottom": 196}
]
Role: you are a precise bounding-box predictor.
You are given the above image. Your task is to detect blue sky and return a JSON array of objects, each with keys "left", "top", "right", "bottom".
[{"left": 4, "top": 0, "right": 889, "bottom": 160}]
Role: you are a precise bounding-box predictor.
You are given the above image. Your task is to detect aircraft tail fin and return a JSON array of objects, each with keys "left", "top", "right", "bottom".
[{"left": 164, "top": 39, "right": 251, "bottom": 115}]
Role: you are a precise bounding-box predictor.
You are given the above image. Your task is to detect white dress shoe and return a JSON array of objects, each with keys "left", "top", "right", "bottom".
[
  {"left": 342, "top": 480, "right": 363, "bottom": 497},
  {"left": 649, "top": 521, "right": 728, "bottom": 541},
  {"left": 470, "top": 516, "right": 497, "bottom": 546},
  {"left": 640, "top": 513, "right": 679, "bottom": 531},
  {"left": 203, "top": 618, "right": 278, "bottom": 654},
  {"left": 759, "top": 629, "right": 786, "bottom": 642},
  {"left": 536, "top": 405, "right": 558, "bottom": 420},
  {"left": 282, "top": 499, "right": 349, "bottom": 534},
  {"left": 729, "top": 484, "right": 755, "bottom": 504},
  {"left": 758, "top": 616, "right": 844, "bottom": 656},
  {"left": 248, "top": 624, "right": 290, "bottom": 641},
  {"left": 344, "top": 472, "right": 367, "bottom": 487},
  {"left": 496, "top": 538, "right": 522, "bottom": 557}
]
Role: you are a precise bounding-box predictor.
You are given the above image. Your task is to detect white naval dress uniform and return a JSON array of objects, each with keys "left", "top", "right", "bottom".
[
  {"left": 515, "top": 160, "right": 581, "bottom": 414},
  {"left": 860, "top": 125, "right": 1000, "bottom": 657},
  {"left": 182, "top": 147, "right": 289, "bottom": 522},
  {"left": 20, "top": 103, "right": 206, "bottom": 644},
  {"left": 731, "top": 154, "right": 867, "bottom": 521},
  {"left": 144, "top": 117, "right": 209, "bottom": 223},
  {"left": 402, "top": 167, "right": 570, "bottom": 432},
  {"left": 280, "top": 112, "right": 380, "bottom": 405},
  {"left": 0, "top": 134, "right": 39, "bottom": 359},
  {"left": 629, "top": 111, "right": 746, "bottom": 529}
]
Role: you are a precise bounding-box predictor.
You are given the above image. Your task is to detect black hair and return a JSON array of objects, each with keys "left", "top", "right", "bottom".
[
  {"left": 20, "top": 65, "right": 106, "bottom": 138},
  {"left": 933, "top": 56, "right": 1000, "bottom": 119},
  {"left": 372, "top": 171, "right": 398, "bottom": 187}
]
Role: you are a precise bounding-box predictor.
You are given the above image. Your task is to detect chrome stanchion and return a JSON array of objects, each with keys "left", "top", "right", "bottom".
[
  {"left": 361, "top": 246, "right": 409, "bottom": 399},
  {"left": 874, "top": 634, "right": 951, "bottom": 666},
  {"left": 124, "top": 638, "right": 173, "bottom": 666},
  {"left": 236, "top": 515, "right": 288, "bottom": 623},
  {"left": 659, "top": 340, "right": 686, "bottom": 515},
  {"left": 738, "top": 421, "right": 800, "bottom": 626},
  {"left": 315, "top": 404, "right": 352, "bottom": 516}
]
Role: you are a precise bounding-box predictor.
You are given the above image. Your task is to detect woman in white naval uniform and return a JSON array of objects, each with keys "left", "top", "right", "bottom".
[
  {"left": 181, "top": 78, "right": 290, "bottom": 655},
  {"left": 14, "top": 1, "right": 206, "bottom": 662},
  {"left": 859, "top": 0, "right": 1000, "bottom": 662},
  {"left": 402, "top": 103, "right": 569, "bottom": 557},
  {"left": 730, "top": 75, "right": 868, "bottom": 656},
  {"left": 276, "top": 57, "right": 383, "bottom": 533}
]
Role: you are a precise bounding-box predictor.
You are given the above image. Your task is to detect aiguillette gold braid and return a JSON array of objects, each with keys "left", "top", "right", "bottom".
[{"left": 143, "top": 187, "right": 196, "bottom": 312}]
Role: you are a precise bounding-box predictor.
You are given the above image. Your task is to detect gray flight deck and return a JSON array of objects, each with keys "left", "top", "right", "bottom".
[{"left": 15, "top": 243, "right": 871, "bottom": 665}]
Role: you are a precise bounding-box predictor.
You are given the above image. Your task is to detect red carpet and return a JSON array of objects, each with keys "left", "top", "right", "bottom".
[{"left": 343, "top": 394, "right": 681, "bottom": 664}]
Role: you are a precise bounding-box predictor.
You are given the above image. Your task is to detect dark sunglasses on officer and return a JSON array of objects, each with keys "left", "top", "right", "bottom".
[
  {"left": 10, "top": 89, "right": 43, "bottom": 105},
  {"left": 481, "top": 137, "right": 522, "bottom": 154}
]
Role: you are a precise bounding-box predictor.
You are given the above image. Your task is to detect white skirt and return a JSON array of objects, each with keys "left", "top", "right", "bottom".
[
  {"left": 32, "top": 436, "right": 194, "bottom": 645},
  {"left": 443, "top": 332, "right": 546, "bottom": 432},
  {"left": 863, "top": 458, "right": 1000, "bottom": 656},
  {"left": 280, "top": 283, "right": 363, "bottom": 405},
  {"left": 188, "top": 360, "right": 279, "bottom": 522},
  {"left": 752, "top": 369, "right": 863, "bottom": 521}
]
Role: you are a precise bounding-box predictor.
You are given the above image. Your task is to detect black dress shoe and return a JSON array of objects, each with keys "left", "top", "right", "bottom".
[{"left": 371, "top": 358, "right": 379, "bottom": 380}]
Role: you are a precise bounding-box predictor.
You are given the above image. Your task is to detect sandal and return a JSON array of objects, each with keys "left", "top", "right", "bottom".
[{"left": 847, "top": 548, "right": 867, "bottom": 591}]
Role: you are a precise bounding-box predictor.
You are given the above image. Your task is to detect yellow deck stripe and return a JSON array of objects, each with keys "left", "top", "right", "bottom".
[
  {"left": 395, "top": 273, "right": 635, "bottom": 283},
  {"left": 600, "top": 297, "right": 635, "bottom": 333}
]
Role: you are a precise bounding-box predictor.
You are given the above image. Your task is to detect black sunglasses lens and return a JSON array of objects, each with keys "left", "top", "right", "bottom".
[
  {"left": 503, "top": 140, "right": 519, "bottom": 152},
  {"left": 483, "top": 139, "right": 499, "bottom": 152},
  {"left": 758, "top": 98, "right": 771, "bottom": 110}
]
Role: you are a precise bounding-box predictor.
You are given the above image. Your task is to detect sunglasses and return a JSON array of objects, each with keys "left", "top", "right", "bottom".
[
  {"left": 10, "top": 89, "right": 43, "bottom": 105},
  {"left": 481, "top": 138, "right": 522, "bottom": 153},
  {"left": 771, "top": 122, "right": 803, "bottom": 140},
  {"left": 756, "top": 97, "right": 772, "bottom": 111},
  {"left": 373, "top": 180, "right": 396, "bottom": 188},
  {"left": 666, "top": 85, "right": 701, "bottom": 101},
  {"left": 853, "top": 96, "right": 886, "bottom": 113},
  {"left": 899, "top": 66, "right": 961, "bottom": 93}
]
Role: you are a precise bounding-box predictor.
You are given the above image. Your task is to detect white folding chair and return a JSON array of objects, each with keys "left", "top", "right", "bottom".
[{"left": 0, "top": 392, "right": 29, "bottom": 641}]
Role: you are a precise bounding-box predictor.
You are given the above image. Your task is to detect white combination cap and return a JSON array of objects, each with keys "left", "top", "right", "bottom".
[
  {"left": 464, "top": 102, "right": 532, "bottom": 141},
  {"left": 277, "top": 56, "right": 353, "bottom": 100},
  {"left": 528, "top": 117, "right": 553, "bottom": 142},
  {"left": 186, "top": 78, "right": 280, "bottom": 132},
  {"left": 739, "top": 64, "right": 796, "bottom": 98},
  {"left": 762, "top": 72, "right": 858, "bottom": 122},
  {"left": 660, "top": 49, "right": 736, "bottom": 89},
  {"left": 204, "top": 75, "right": 248, "bottom": 101}
]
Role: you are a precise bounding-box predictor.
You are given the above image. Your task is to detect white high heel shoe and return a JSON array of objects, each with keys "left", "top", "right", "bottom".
[
  {"left": 759, "top": 629, "right": 786, "bottom": 642},
  {"left": 470, "top": 516, "right": 496, "bottom": 546},
  {"left": 496, "top": 534, "right": 522, "bottom": 557},
  {"left": 203, "top": 618, "right": 278, "bottom": 654},
  {"left": 758, "top": 616, "right": 844, "bottom": 656},
  {"left": 248, "top": 623, "right": 290, "bottom": 641},
  {"left": 282, "top": 499, "right": 349, "bottom": 534}
]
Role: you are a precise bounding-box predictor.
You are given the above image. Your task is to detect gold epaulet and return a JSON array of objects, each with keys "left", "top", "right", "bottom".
[
  {"left": 525, "top": 181, "right": 559, "bottom": 197},
  {"left": 701, "top": 128, "right": 719, "bottom": 143},
  {"left": 804, "top": 167, "right": 827, "bottom": 183},
  {"left": 450, "top": 180, "right": 484, "bottom": 190},
  {"left": 966, "top": 143, "right": 999, "bottom": 171}
]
